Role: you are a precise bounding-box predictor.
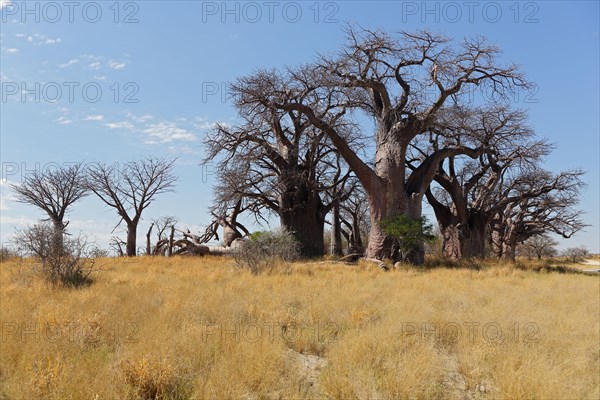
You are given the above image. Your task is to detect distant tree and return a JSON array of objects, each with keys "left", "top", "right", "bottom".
[
  {"left": 521, "top": 235, "right": 559, "bottom": 260},
  {"left": 561, "top": 246, "right": 589, "bottom": 263},
  {"left": 11, "top": 163, "right": 88, "bottom": 255},
  {"left": 86, "top": 157, "right": 177, "bottom": 256}
]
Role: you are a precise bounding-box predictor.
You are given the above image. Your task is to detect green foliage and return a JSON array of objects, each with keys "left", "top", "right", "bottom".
[
  {"left": 248, "top": 231, "right": 268, "bottom": 242},
  {"left": 380, "top": 215, "right": 436, "bottom": 259}
]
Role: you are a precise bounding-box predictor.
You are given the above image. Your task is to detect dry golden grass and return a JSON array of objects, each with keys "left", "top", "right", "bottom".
[{"left": 1, "top": 256, "right": 598, "bottom": 399}]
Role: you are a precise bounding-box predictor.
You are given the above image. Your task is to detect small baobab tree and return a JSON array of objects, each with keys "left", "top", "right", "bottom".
[
  {"left": 11, "top": 163, "right": 88, "bottom": 254},
  {"left": 86, "top": 157, "right": 178, "bottom": 256}
]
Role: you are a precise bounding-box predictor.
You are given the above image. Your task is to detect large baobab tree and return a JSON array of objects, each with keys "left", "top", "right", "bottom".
[
  {"left": 204, "top": 86, "right": 354, "bottom": 257},
  {"left": 420, "top": 106, "right": 540, "bottom": 258},
  {"left": 86, "top": 157, "right": 177, "bottom": 256},
  {"left": 235, "top": 27, "right": 529, "bottom": 263},
  {"left": 11, "top": 163, "right": 88, "bottom": 254}
]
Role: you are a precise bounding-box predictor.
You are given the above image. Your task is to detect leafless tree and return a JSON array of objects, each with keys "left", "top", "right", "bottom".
[
  {"left": 520, "top": 235, "right": 559, "bottom": 260},
  {"left": 204, "top": 85, "right": 355, "bottom": 257},
  {"left": 233, "top": 26, "right": 529, "bottom": 263},
  {"left": 86, "top": 157, "right": 178, "bottom": 256},
  {"left": 11, "top": 163, "right": 88, "bottom": 254},
  {"left": 422, "top": 105, "right": 541, "bottom": 258},
  {"left": 146, "top": 216, "right": 178, "bottom": 255},
  {"left": 198, "top": 199, "right": 250, "bottom": 247},
  {"left": 489, "top": 169, "right": 586, "bottom": 261}
]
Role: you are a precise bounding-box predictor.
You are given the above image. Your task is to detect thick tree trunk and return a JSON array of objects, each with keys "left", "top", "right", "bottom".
[
  {"left": 364, "top": 135, "right": 407, "bottom": 261},
  {"left": 280, "top": 207, "right": 325, "bottom": 257},
  {"left": 434, "top": 208, "right": 487, "bottom": 260},
  {"left": 501, "top": 242, "right": 517, "bottom": 262},
  {"left": 279, "top": 176, "right": 326, "bottom": 257},
  {"left": 222, "top": 225, "right": 242, "bottom": 247},
  {"left": 330, "top": 199, "right": 343, "bottom": 256},
  {"left": 363, "top": 132, "right": 428, "bottom": 265},
  {"left": 126, "top": 223, "right": 137, "bottom": 257},
  {"left": 441, "top": 224, "right": 462, "bottom": 259},
  {"left": 461, "top": 214, "right": 488, "bottom": 259}
]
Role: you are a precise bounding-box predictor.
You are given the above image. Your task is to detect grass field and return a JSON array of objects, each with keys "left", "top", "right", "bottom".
[{"left": 1, "top": 256, "right": 598, "bottom": 399}]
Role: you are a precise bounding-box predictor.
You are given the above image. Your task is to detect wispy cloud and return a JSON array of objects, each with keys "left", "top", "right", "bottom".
[
  {"left": 4, "top": 48, "right": 19, "bottom": 53},
  {"left": 142, "top": 122, "right": 197, "bottom": 144},
  {"left": 59, "top": 59, "right": 79, "bottom": 68},
  {"left": 105, "top": 121, "right": 135, "bottom": 130},
  {"left": 87, "top": 62, "right": 101, "bottom": 70},
  {"left": 54, "top": 117, "right": 73, "bottom": 125},
  {"left": 19, "top": 33, "right": 62, "bottom": 46},
  {"left": 108, "top": 61, "right": 127, "bottom": 70},
  {"left": 84, "top": 115, "right": 104, "bottom": 121},
  {"left": 0, "top": 0, "right": 11, "bottom": 10}
]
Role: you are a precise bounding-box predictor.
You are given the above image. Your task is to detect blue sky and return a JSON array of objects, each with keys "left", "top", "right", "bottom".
[{"left": 1, "top": 1, "right": 598, "bottom": 253}]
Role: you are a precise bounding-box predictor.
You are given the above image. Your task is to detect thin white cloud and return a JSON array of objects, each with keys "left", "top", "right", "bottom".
[
  {"left": 143, "top": 122, "right": 197, "bottom": 144},
  {"left": 105, "top": 121, "right": 135, "bottom": 130},
  {"left": 108, "top": 61, "right": 127, "bottom": 70},
  {"left": 54, "top": 117, "right": 73, "bottom": 125},
  {"left": 0, "top": 0, "right": 11, "bottom": 10},
  {"left": 5, "top": 48, "right": 18, "bottom": 53},
  {"left": 87, "top": 62, "right": 101, "bottom": 70},
  {"left": 84, "top": 115, "right": 104, "bottom": 121},
  {"left": 44, "top": 38, "right": 61, "bottom": 45},
  {"left": 94, "top": 75, "right": 107, "bottom": 81},
  {"left": 59, "top": 59, "right": 79, "bottom": 68}
]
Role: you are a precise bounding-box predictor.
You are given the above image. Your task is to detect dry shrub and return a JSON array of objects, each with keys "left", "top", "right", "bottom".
[
  {"left": 234, "top": 229, "right": 300, "bottom": 275},
  {"left": 119, "top": 354, "right": 189, "bottom": 400}
]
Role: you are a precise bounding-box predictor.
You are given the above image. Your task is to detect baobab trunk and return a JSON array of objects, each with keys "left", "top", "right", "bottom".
[
  {"left": 437, "top": 211, "right": 488, "bottom": 260},
  {"left": 440, "top": 224, "right": 463, "bottom": 259},
  {"left": 281, "top": 210, "right": 325, "bottom": 257},
  {"left": 50, "top": 218, "right": 65, "bottom": 256},
  {"left": 126, "top": 223, "right": 138, "bottom": 257},
  {"left": 364, "top": 135, "right": 425, "bottom": 264},
  {"left": 280, "top": 188, "right": 326, "bottom": 257},
  {"left": 462, "top": 214, "right": 488, "bottom": 259},
  {"left": 330, "top": 199, "right": 343, "bottom": 256},
  {"left": 222, "top": 226, "right": 242, "bottom": 247}
]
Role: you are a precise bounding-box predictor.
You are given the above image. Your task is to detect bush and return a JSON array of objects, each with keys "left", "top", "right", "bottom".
[
  {"left": 120, "top": 354, "right": 190, "bottom": 400},
  {"left": 561, "top": 246, "right": 589, "bottom": 263},
  {"left": 234, "top": 229, "right": 300, "bottom": 275},
  {"left": 380, "top": 215, "right": 436, "bottom": 261},
  {"left": 0, "top": 246, "right": 18, "bottom": 262},
  {"left": 14, "top": 222, "right": 96, "bottom": 287}
]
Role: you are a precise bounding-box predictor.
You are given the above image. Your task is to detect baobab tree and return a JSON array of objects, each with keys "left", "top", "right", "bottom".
[
  {"left": 86, "top": 157, "right": 177, "bottom": 256},
  {"left": 204, "top": 87, "right": 355, "bottom": 256},
  {"left": 234, "top": 27, "right": 529, "bottom": 263},
  {"left": 199, "top": 198, "right": 251, "bottom": 247},
  {"left": 420, "top": 105, "right": 541, "bottom": 258},
  {"left": 489, "top": 169, "right": 586, "bottom": 261},
  {"left": 11, "top": 163, "right": 88, "bottom": 254}
]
